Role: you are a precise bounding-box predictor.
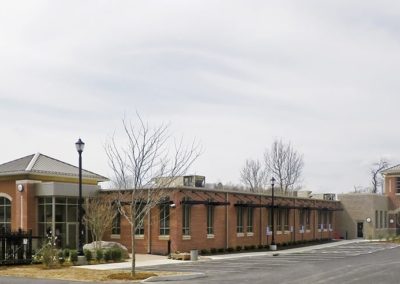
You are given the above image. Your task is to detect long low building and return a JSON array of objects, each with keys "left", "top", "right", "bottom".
[
  {"left": 102, "top": 182, "right": 341, "bottom": 254},
  {"left": 0, "top": 153, "right": 347, "bottom": 254}
]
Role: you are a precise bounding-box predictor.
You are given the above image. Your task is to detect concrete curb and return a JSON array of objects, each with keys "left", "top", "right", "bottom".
[{"left": 141, "top": 272, "right": 206, "bottom": 282}]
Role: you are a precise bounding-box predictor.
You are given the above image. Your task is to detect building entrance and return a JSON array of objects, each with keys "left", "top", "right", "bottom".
[{"left": 357, "top": 222, "right": 363, "bottom": 238}]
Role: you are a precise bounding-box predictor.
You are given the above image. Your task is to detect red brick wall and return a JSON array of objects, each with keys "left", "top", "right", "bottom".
[{"left": 104, "top": 189, "right": 341, "bottom": 255}]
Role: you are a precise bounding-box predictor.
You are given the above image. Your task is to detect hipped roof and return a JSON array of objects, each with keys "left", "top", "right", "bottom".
[{"left": 0, "top": 153, "right": 108, "bottom": 182}]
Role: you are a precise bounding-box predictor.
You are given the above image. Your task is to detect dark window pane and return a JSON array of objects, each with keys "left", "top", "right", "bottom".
[
  {"left": 55, "top": 197, "right": 66, "bottom": 204},
  {"left": 67, "top": 205, "right": 77, "bottom": 222},
  {"left": 45, "top": 204, "right": 52, "bottom": 221},
  {"left": 55, "top": 205, "right": 65, "bottom": 222},
  {"left": 5, "top": 206, "right": 10, "bottom": 223},
  {"left": 38, "top": 205, "right": 45, "bottom": 222}
]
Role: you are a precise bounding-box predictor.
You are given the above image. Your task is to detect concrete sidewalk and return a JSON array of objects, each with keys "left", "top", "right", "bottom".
[
  {"left": 77, "top": 239, "right": 366, "bottom": 271},
  {"left": 77, "top": 253, "right": 186, "bottom": 270}
]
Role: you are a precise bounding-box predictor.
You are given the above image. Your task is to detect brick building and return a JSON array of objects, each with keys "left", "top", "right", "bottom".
[
  {"left": 0, "top": 153, "right": 107, "bottom": 248},
  {"left": 382, "top": 164, "right": 400, "bottom": 235},
  {"left": 103, "top": 178, "right": 342, "bottom": 254},
  {"left": 337, "top": 164, "right": 400, "bottom": 240},
  {"left": 0, "top": 153, "right": 342, "bottom": 254}
]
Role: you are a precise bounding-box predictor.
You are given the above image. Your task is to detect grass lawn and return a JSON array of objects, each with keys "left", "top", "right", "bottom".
[{"left": 0, "top": 264, "right": 170, "bottom": 282}]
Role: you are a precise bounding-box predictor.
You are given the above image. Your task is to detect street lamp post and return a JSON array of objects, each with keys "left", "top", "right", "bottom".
[
  {"left": 270, "top": 177, "right": 277, "bottom": 251},
  {"left": 75, "top": 138, "right": 85, "bottom": 256}
]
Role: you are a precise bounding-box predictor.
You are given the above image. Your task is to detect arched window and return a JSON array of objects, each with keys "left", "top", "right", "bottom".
[{"left": 0, "top": 197, "right": 11, "bottom": 231}]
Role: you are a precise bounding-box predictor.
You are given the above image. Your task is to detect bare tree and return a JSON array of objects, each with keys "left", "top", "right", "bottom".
[
  {"left": 240, "top": 159, "right": 267, "bottom": 192},
  {"left": 264, "top": 139, "right": 304, "bottom": 194},
  {"left": 371, "top": 158, "right": 389, "bottom": 194},
  {"left": 83, "top": 193, "right": 117, "bottom": 249},
  {"left": 105, "top": 114, "right": 201, "bottom": 276}
]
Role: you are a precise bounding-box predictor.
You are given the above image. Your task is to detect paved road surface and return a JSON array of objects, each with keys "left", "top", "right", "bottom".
[
  {"left": 0, "top": 242, "right": 398, "bottom": 283},
  {"left": 139, "top": 242, "right": 400, "bottom": 284}
]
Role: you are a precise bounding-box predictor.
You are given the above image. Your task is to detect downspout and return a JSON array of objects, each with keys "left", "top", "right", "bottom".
[
  {"left": 313, "top": 199, "right": 316, "bottom": 240},
  {"left": 147, "top": 208, "right": 151, "bottom": 254},
  {"left": 293, "top": 198, "right": 296, "bottom": 243},
  {"left": 147, "top": 189, "right": 152, "bottom": 254},
  {"left": 259, "top": 194, "right": 262, "bottom": 246},
  {"left": 225, "top": 192, "right": 229, "bottom": 249}
]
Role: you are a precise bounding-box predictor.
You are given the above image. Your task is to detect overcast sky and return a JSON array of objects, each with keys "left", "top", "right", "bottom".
[{"left": 1, "top": 1, "right": 399, "bottom": 193}]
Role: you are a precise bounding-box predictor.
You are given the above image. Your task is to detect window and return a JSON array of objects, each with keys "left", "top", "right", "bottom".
[
  {"left": 282, "top": 209, "right": 289, "bottom": 231},
  {"left": 380, "top": 211, "right": 383, "bottom": 229},
  {"left": 276, "top": 209, "right": 282, "bottom": 231},
  {"left": 299, "top": 209, "right": 305, "bottom": 228},
  {"left": 318, "top": 210, "right": 323, "bottom": 229},
  {"left": 0, "top": 197, "right": 11, "bottom": 231},
  {"left": 328, "top": 211, "right": 333, "bottom": 228},
  {"left": 38, "top": 197, "right": 79, "bottom": 248},
  {"left": 182, "top": 198, "right": 191, "bottom": 235},
  {"left": 159, "top": 202, "right": 170, "bottom": 235},
  {"left": 305, "top": 209, "right": 311, "bottom": 230},
  {"left": 396, "top": 177, "right": 400, "bottom": 193},
  {"left": 375, "top": 210, "right": 378, "bottom": 229},
  {"left": 207, "top": 204, "right": 214, "bottom": 235},
  {"left": 247, "top": 208, "right": 253, "bottom": 233},
  {"left": 267, "top": 208, "right": 273, "bottom": 231},
  {"left": 111, "top": 211, "right": 121, "bottom": 235},
  {"left": 300, "top": 209, "right": 311, "bottom": 230},
  {"left": 135, "top": 204, "right": 145, "bottom": 235},
  {"left": 236, "top": 206, "right": 244, "bottom": 233}
]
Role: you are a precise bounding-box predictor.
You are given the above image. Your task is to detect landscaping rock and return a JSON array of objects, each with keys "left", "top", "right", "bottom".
[
  {"left": 170, "top": 252, "right": 190, "bottom": 260},
  {"left": 83, "top": 241, "right": 129, "bottom": 259}
]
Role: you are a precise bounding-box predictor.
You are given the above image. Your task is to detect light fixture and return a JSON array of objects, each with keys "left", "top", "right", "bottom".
[{"left": 75, "top": 138, "right": 85, "bottom": 153}]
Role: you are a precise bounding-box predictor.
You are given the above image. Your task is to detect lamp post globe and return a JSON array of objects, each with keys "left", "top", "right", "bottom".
[
  {"left": 75, "top": 138, "right": 85, "bottom": 153},
  {"left": 75, "top": 138, "right": 85, "bottom": 256}
]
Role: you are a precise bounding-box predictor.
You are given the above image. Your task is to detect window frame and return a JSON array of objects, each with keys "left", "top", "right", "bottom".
[
  {"left": 236, "top": 206, "right": 244, "bottom": 233},
  {"left": 159, "top": 202, "right": 170, "bottom": 236},
  {"left": 182, "top": 198, "right": 191, "bottom": 235},
  {"left": 207, "top": 204, "right": 214, "bottom": 235},
  {"left": 111, "top": 211, "right": 121, "bottom": 235},
  {"left": 247, "top": 207, "right": 254, "bottom": 233},
  {"left": 0, "top": 197, "right": 11, "bottom": 231}
]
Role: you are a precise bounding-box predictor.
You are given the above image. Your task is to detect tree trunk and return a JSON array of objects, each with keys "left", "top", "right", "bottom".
[
  {"left": 131, "top": 202, "right": 137, "bottom": 277},
  {"left": 131, "top": 224, "right": 136, "bottom": 276}
]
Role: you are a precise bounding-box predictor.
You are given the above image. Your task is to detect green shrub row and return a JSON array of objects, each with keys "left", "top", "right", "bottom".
[{"left": 36, "top": 247, "right": 125, "bottom": 266}]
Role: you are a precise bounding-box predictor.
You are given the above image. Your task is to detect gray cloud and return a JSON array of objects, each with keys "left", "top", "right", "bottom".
[{"left": 1, "top": 0, "right": 400, "bottom": 193}]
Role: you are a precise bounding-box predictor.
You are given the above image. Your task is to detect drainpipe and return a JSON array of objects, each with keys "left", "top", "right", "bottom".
[
  {"left": 259, "top": 194, "right": 262, "bottom": 246},
  {"left": 225, "top": 192, "right": 229, "bottom": 249},
  {"left": 313, "top": 200, "right": 316, "bottom": 240},
  {"left": 147, "top": 189, "right": 151, "bottom": 254},
  {"left": 147, "top": 208, "right": 151, "bottom": 254},
  {"left": 293, "top": 198, "right": 296, "bottom": 243}
]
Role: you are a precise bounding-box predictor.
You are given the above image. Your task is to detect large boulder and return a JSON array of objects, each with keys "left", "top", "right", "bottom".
[{"left": 83, "top": 241, "right": 129, "bottom": 259}]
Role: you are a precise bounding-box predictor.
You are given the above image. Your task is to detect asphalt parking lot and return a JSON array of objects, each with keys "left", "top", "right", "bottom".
[{"left": 139, "top": 242, "right": 400, "bottom": 283}]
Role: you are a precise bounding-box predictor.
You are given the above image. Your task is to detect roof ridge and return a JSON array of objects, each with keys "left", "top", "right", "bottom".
[
  {"left": 36, "top": 153, "right": 107, "bottom": 178},
  {"left": 381, "top": 164, "right": 400, "bottom": 173},
  {"left": 26, "top": 152, "right": 40, "bottom": 171}
]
